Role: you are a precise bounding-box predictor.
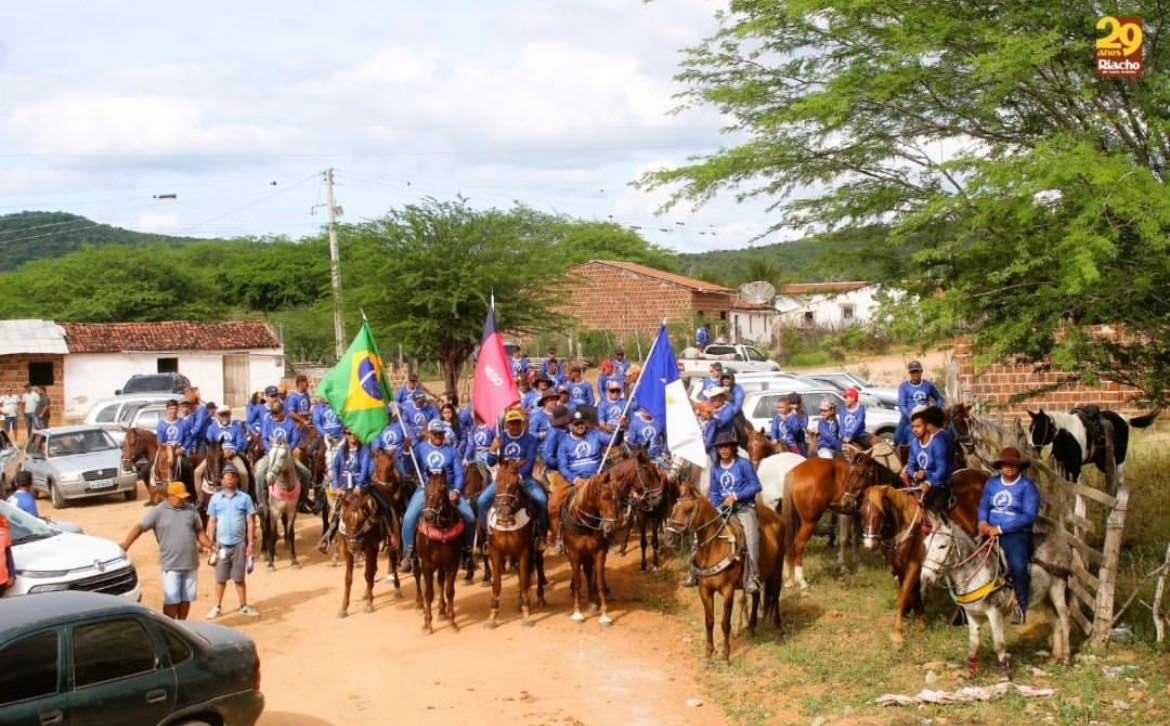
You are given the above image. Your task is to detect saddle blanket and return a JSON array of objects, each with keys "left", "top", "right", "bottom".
[
  {"left": 269, "top": 482, "right": 302, "bottom": 503},
  {"left": 420, "top": 519, "right": 465, "bottom": 543},
  {"left": 488, "top": 506, "right": 530, "bottom": 532}
]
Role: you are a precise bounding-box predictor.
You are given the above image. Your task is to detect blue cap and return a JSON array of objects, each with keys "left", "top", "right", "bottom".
[
  {"left": 264, "top": 385, "right": 279, "bottom": 397},
  {"left": 427, "top": 419, "right": 446, "bottom": 433},
  {"left": 412, "top": 389, "right": 428, "bottom": 402}
]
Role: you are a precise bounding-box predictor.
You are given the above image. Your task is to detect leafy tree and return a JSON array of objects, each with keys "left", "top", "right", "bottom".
[{"left": 641, "top": 1, "right": 1170, "bottom": 401}]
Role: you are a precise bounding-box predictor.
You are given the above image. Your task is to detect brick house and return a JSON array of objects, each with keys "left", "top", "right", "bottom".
[
  {"left": 0, "top": 320, "right": 69, "bottom": 427},
  {"left": 563, "top": 260, "right": 733, "bottom": 336}
]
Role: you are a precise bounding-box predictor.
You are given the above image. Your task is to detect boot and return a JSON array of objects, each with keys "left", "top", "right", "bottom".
[{"left": 399, "top": 550, "right": 413, "bottom": 573}]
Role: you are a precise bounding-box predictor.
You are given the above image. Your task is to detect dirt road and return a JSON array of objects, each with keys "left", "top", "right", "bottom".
[{"left": 42, "top": 494, "right": 719, "bottom": 726}]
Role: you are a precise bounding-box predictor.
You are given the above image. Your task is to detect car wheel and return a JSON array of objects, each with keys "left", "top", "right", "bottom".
[
  {"left": 49, "top": 479, "right": 69, "bottom": 509},
  {"left": 124, "top": 483, "right": 138, "bottom": 501}
]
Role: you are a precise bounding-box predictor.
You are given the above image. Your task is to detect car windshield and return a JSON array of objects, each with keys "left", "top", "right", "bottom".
[
  {"left": 122, "top": 375, "right": 177, "bottom": 394},
  {"left": 848, "top": 372, "right": 874, "bottom": 387},
  {"left": 745, "top": 346, "right": 768, "bottom": 362},
  {"left": 47, "top": 430, "right": 118, "bottom": 457},
  {"left": 0, "top": 499, "right": 57, "bottom": 543}
]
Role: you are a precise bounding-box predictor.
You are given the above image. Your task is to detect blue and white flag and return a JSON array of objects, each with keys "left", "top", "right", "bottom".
[{"left": 635, "top": 325, "right": 706, "bottom": 465}]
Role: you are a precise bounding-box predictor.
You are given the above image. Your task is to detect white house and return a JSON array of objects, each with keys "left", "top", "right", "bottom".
[
  {"left": 56, "top": 321, "right": 284, "bottom": 420},
  {"left": 774, "top": 282, "right": 880, "bottom": 330},
  {"left": 730, "top": 300, "right": 778, "bottom": 345}
]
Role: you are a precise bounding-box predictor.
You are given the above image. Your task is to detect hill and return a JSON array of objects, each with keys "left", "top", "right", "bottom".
[
  {"left": 677, "top": 225, "right": 904, "bottom": 287},
  {"left": 0, "top": 211, "right": 223, "bottom": 271}
]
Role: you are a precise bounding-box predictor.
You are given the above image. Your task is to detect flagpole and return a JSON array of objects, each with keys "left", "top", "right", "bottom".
[{"left": 594, "top": 320, "right": 665, "bottom": 476}]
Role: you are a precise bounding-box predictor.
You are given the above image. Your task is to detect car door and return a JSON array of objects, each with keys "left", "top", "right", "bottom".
[
  {"left": 0, "top": 627, "right": 68, "bottom": 726},
  {"left": 66, "top": 616, "right": 176, "bottom": 726},
  {"left": 23, "top": 434, "right": 47, "bottom": 491}
]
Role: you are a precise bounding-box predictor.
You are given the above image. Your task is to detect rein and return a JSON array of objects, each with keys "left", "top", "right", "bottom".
[
  {"left": 924, "top": 524, "right": 1005, "bottom": 605},
  {"left": 667, "top": 499, "right": 738, "bottom": 577},
  {"left": 563, "top": 477, "right": 615, "bottom": 533}
]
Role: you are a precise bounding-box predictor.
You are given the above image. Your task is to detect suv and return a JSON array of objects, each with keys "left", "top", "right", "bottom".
[
  {"left": 117, "top": 373, "right": 191, "bottom": 396},
  {"left": 0, "top": 498, "right": 142, "bottom": 600},
  {"left": 85, "top": 394, "right": 178, "bottom": 428},
  {"left": 0, "top": 591, "right": 263, "bottom": 725}
]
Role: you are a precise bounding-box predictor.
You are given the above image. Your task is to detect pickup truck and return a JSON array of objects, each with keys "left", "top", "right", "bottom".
[{"left": 678, "top": 343, "right": 781, "bottom": 377}]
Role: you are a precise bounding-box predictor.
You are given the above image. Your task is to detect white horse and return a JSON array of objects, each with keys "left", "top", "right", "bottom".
[
  {"left": 257, "top": 443, "right": 301, "bottom": 570},
  {"left": 919, "top": 513, "right": 1073, "bottom": 675},
  {"left": 757, "top": 452, "right": 805, "bottom": 510}
]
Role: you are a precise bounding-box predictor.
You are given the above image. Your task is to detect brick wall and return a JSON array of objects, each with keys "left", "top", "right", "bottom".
[
  {"left": 0, "top": 354, "right": 65, "bottom": 428},
  {"left": 954, "top": 341, "right": 1146, "bottom": 418},
  {"left": 561, "top": 262, "right": 731, "bottom": 335}
]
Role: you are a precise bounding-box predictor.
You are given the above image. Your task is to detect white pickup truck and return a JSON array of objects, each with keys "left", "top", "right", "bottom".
[{"left": 678, "top": 343, "right": 782, "bottom": 377}]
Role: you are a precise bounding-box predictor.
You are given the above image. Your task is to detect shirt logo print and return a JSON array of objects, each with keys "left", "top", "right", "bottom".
[
  {"left": 425, "top": 451, "right": 445, "bottom": 472},
  {"left": 992, "top": 490, "right": 1013, "bottom": 509}
]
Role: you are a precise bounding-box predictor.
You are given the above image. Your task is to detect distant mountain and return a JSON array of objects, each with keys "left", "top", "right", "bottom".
[
  {"left": 0, "top": 211, "right": 223, "bottom": 271},
  {"left": 676, "top": 225, "right": 905, "bottom": 287}
]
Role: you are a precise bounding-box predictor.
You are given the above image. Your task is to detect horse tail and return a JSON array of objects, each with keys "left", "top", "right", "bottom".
[
  {"left": 780, "top": 469, "right": 799, "bottom": 571},
  {"left": 1128, "top": 409, "right": 1160, "bottom": 429}
]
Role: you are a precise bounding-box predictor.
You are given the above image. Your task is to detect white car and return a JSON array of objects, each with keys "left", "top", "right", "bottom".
[
  {"left": 678, "top": 343, "right": 782, "bottom": 377},
  {"left": 84, "top": 393, "right": 181, "bottom": 428},
  {"left": 804, "top": 371, "right": 899, "bottom": 409},
  {"left": 742, "top": 388, "right": 900, "bottom": 443},
  {"left": 0, "top": 499, "right": 142, "bottom": 601},
  {"left": 688, "top": 372, "right": 820, "bottom": 400},
  {"left": 19, "top": 426, "right": 139, "bottom": 508}
]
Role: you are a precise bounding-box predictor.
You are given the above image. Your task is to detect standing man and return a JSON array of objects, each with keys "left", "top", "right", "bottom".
[
  {"left": 205, "top": 465, "right": 259, "bottom": 619},
  {"left": 840, "top": 389, "right": 871, "bottom": 449},
  {"left": 977, "top": 447, "right": 1041, "bottom": 624},
  {"left": 541, "top": 348, "right": 566, "bottom": 386},
  {"left": 396, "top": 372, "right": 429, "bottom": 407},
  {"left": 34, "top": 386, "right": 51, "bottom": 429},
  {"left": 815, "top": 399, "right": 844, "bottom": 458},
  {"left": 121, "top": 482, "right": 211, "bottom": 620},
  {"left": 696, "top": 323, "right": 711, "bottom": 352},
  {"left": 510, "top": 347, "right": 531, "bottom": 380},
  {"left": 895, "top": 360, "right": 945, "bottom": 465},
  {"left": 6, "top": 471, "right": 38, "bottom": 517},
  {"left": 183, "top": 388, "right": 211, "bottom": 455},
  {"left": 21, "top": 384, "right": 40, "bottom": 437},
  {"left": 0, "top": 390, "right": 18, "bottom": 437}
]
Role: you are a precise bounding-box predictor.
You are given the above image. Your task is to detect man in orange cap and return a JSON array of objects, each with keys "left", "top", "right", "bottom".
[{"left": 121, "top": 482, "right": 212, "bottom": 620}]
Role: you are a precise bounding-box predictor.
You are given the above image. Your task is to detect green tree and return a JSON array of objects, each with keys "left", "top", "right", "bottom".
[{"left": 641, "top": 1, "right": 1170, "bottom": 401}]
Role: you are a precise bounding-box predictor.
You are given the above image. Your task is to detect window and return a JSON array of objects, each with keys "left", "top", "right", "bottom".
[
  {"left": 156, "top": 358, "right": 178, "bottom": 373},
  {"left": 158, "top": 625, "right": 192, "bottom": 665},
  {"left": 705, "top": 345, "right": 735, "bottom": 357},
  {"left": 28, "top": 362, "right": 54, "bottom": 386},
  {"left": 841, "top": 304, "right": 855, "bottom": 321},
  {"left": 802, "top": 311, "right": 815, "bottom": 327},
  {"left": 73, "top": 619, "right": 158, "bottom": 688},
  {"left": 0, "top": 630, "right": 59, "bottom": 705},
  {"left": 746, "top": 346, "right": 768, "bottom": 362},
  {"left": 753, "top": 394, "right": 781, "bottom": 419},
  {"left": 94, "top": 404, "right": 118, "bottom": 423},
  {"left": 719, "top": 311, "right": 727, "bottom": 320}
]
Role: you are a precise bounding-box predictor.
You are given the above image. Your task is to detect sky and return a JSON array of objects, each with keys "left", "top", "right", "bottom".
[{"left": 0, "top": 0, "right": 786, "bottom": 254}]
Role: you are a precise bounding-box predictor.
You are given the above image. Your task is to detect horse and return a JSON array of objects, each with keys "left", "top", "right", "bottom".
[
  {"left": 336, "top": 487, "right": 388, "bottom": 618},
  {"left": 920, "top": 512, "right": 1073, "bottom": 675},
  {"left": 149, "top": 444, "right": 183, "bottom": 505},
  {"left": 859, "top": 485, "right": 930, "bottom": 644},
  {"left": 747, "top": 427, "right": 780, "bottom": 469},
  {"left": 414, "top": 471, "right": 465, "bottom": 634},
  {"left": 665, "top": 484, "right": 784, "bottom": 661},
  {"left": 261, "top": 443, "right": 301, "bottom": 570},
  {"left": 1027, "top": 407, "right": 1158, "bottom": 491},
  {"left": 780, "top": 457, "right": 864, "bottom": 589},
  {"left": 462, "top": 460, "right": 493, "bottom": 585},
  {"left": 120, "top": 427, "right": 158, "bottom": 501},
  {"left": 559, "top": 470, "right": 621, "bottom": 626},
  {"left": 370, "top": 450, "right": 409, "bottom": 587},
  {"left": 485, "top": 460, "right": 545, "bottom": 628},
  {"left": 612, "top": 447, "right": 677, "bottom": 572}
]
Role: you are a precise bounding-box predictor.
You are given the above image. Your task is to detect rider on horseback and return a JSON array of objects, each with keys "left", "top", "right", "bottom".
[
  {"left": 566, "top": 365, "right": 594, "bottom": 411},
  {"left": 597, "top": 381, "right": 626, "bottom": 439},
  {"left": 320, "top": 429, "right": 377, "bottom": 550},
  {"left": 719, "top": 372, "right": 746, "bottom": 416},
  {"left": 183, "top": 388, "right": 211, "bottom": 456},
  {"left": 555, "top": 410, "right": 609, "bottom": 487},
  {"left": 541, "top": 404, "right": 572, "bottom": 491},
  {"left": 400, "top": 419, "right": 474, "bottom": 573},
  {"left": 978, "top": 447, "right": 1041, "bottom": 624},
  {"left": 815, "top": 399, "right": 844, "bottom": 458},
  {"left": 702, "top": 387, "right": 737, "bottom": 461},
  {"left": 528, "top": 389, "right": 559, "bottom": 444},
  {"left": 697, "top": 362, "right": 723, "bottom": 401},
  {"left": 628, "top": 406, "right": 667, "bottom": 468},
  {"left": 840, "top": 389, "right": 871, "bottom": 449},
  {"left": 156, "top": 400, "right": 191, "bottom": 489},
  {"left": 253, "top": 401, "right": 313, "bottom": 514},
  {"left": 900, "top": 405, "right": 954, "bottom": 515},
  {"left": 895, "top": 360, "right": 945, "bottom": 464},
  {"left": 195, "top": 407, "right": 250, "bottom": 493},
  {"left": 403, "top": 389, "right": 439, "bottom": 443},
  {"left": 711, "top": 430, "right": 763, "bottom": 593},
  {"left": 477, "top": 409, "right": 548, "bottom": 551}
]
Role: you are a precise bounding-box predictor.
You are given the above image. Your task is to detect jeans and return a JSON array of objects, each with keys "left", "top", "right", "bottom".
[
  {"left": 894, "top": 416, "right": 911, "bottom": 446},
  {"left": 24, "top": 414, "right": 37, "bottom": 436},
  {"left": 402, "top": 487, "right": 475, "bottom": 554},
  {"left": 734, "top": 506, "right": 761, "bottom": 591},
  {"left": 476, "top": 478, "right": 549, "bottom": 537},
  {"left": 3, "top": 416, "right": 14, "bottom": 434},
  {"left": 999, "top": 530, "right": 1034, "bottom": 613}
]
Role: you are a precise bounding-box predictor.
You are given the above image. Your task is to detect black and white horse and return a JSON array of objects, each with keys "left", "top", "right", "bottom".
[{"left": 1027, "top": 407, "right": 1159, "bottom": 487}]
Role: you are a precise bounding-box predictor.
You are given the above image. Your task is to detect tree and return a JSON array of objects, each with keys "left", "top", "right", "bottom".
[{"left": 640, "top": 2, "right": 1170, "bottom": 402}]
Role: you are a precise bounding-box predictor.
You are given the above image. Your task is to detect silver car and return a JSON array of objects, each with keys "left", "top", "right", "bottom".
[
  {"left": 18, "top": 426, "right": 139, "bottom": 508},
  {"left": 743, "top": 388, "right": 901, "bottom": 443}
]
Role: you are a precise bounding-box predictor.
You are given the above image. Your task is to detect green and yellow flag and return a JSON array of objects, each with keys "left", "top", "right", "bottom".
[{"left": 318, "top": 322, "right": 392, "bottom": 444}]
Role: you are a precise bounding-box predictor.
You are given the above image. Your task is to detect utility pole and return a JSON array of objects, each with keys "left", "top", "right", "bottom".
[{"left": 324, "top": 168, "right": 345, "bottom": 360}]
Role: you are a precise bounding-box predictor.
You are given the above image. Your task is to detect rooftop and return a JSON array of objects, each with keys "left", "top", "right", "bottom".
[
  {"left": 778, "top": 281, "right": 871, "bottom": 296},
  {"left": 577, "top": 260, "right": 733, "bottom": 294},
  {"left": 62, "top": 321, "right": 281, "bottom": 353},
  {"left": 0, "top": 319, "right": 69, "bottom": 356}
]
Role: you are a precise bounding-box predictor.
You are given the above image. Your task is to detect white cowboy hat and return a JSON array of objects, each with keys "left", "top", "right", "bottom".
[{"left": 706, "top": 386, "right": 727, "bottom": 398}]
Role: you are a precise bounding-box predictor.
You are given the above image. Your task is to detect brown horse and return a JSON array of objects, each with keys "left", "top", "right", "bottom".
[
  {"left": 413, "top": 471, "right": 464, "bottom": 634},
  {"left": 666, "top": 484, "right": 784, "bottom": 661},
  {"left": 747, "top": 427, "right": 781, "bottom": 469},
  {"left": 485, "top": 460, "right": 545, "bottom": 628},
  {"left": 370, "top": 450, "right": 409, "bottom": 587},
  {"left": 619, "top": 450, "right": 677, "bottom": 572},
  {"left": 780, "top": 457, "right": 856, "bottom": 589},
  {"left": 859, "top": 485, "right": 928, "bottom": 644},
  {"left": 559, "top": 470, "right": 621, "bottom": 625},
  {"left": 462, "top": 461, "right": 492, "bottom": 585},
  {"left": 121, "top": 427, "right": 158, "bottom": 500},
  {"left": 336, "top": 487, "right": 386, "bottom": 618}
]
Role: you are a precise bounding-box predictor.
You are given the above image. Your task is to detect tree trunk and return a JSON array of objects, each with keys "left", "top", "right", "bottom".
[{"left": 438, "top": 349, "right": 472, "bottom": 400}]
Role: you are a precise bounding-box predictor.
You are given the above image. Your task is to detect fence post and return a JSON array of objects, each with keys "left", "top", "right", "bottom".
[{"left": 1089, "top": 419, "right": 1124, "bottom": 650}]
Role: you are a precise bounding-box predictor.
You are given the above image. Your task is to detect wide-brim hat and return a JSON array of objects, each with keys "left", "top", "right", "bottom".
[
  {"left": 551, "top": 405, "right": 572, "bottom": 427},
  {"left": 992, "top": 447, "right": 1030, "bottom": 469},
  {"left": 713, "top": 430, "right": 738, "bottom": 447},
  {"left": 538, "top": 390, "right": 559, "bottom": 405},
  {"left": 705, "top": 386, "right": 727, "bottom": 399}
]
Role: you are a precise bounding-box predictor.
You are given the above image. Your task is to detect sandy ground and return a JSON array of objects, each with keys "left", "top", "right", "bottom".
[{"left": 39, "top": 492, "right": 721, "bottom": 726}]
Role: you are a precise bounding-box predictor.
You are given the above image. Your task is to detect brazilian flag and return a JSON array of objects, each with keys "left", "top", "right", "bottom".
[{"left": 318, "top": 322, "right": 392, "bottom": 445}]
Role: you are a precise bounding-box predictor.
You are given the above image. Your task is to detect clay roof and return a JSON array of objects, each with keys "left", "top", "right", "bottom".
[
  {"left": 778, "top": 281, "right": 870, "bottom": 295},
  {"left": 579, "top": 260, "right": 733, "bottom": 294},
  {"left": 62, "top": 321, "right": 281, "bottom": 353}
]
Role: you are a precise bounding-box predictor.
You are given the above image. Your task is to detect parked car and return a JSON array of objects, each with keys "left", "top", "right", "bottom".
[
  {"left": 688, "top": 372, "right": 821, "bottom": 400},
  {"left": 0, "top": 591, "right": 263, "bottom": 725},
  {"left": 805, "top": 370, "right": 899, "bottom": 409},
  {"left": 16, "top": 426, "right": 139, "bottom": 508},
  {"left": 84, "top": 393, "right": 181, "bottom": 428},
  {"left": 678, "top": 343, "right": 782, "bottom": 377},
  {"left": 99, "top": 404, "right": 170, "bottom": 447},
  {"left": 117, "top": 372, "right": 191, "bottom": 396},
  {"left": 741, "top": 388, "right": 900, "bottom": 443},
  {"left": 0, "top": 498, "right": 141, "bottom": 600}
]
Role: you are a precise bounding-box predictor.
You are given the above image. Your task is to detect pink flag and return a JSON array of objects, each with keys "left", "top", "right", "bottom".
[{"left": 472, "top": 307, "right": 520, "bottom": 426}]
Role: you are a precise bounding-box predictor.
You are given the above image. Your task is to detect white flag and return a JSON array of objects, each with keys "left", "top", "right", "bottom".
[{"left": 664, "top": 378, "right": 707, "bottom": 466}]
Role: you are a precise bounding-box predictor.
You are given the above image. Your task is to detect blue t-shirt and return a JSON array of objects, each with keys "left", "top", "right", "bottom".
[
  {"left": 207, "top": 489, "right": 256, "bottom": 546},
  {"left": 7, "top": 490, "right": 38, "bottom": 518},
  {"left": 709, "top": 458, "right": 761, "bottom": 508},
  {"left": 978, "top": 475, "right": 1041, "bottom": 534}
]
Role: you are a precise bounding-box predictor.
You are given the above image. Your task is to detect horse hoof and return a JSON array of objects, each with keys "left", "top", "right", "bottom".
[
  {"left": 599, "top": 615, "right": 614, "bottom": 627},
  {"left": 484, "top": 620, "right": 497, "bottom": 630},
  {"left": 291, "top": 561, "right": 302, "bottom": 569},
  {"left": 337, "top": 610, "right": 347, "bottom": 619},
  {"left": 521, "top": 619, "right": 535, "bottom": 628},
  {"left": 570, "top": 612, "right": 585, "bottom": 623},
  {"left": 424, "top": 626, "right": 433, "bottom": 635},
  {"left": 364, "top": 604, "right": 374, "bottom": 614}
]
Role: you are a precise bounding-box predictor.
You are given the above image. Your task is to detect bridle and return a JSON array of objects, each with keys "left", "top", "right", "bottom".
[
  {"left": 860, "top": 492, "right": 922, "bottom": 552},
  {"left": 1030, "top": 412, "right": 1055, "bottom": 450},
  {"left": 564, "top": 476, "right": 619, "bottom": 534},
  {"left": 921, "top": 519, "right": 1002, "bottom": 603},
  {"left": 422, "top": 475, "right": 458, "bottom": 527}
]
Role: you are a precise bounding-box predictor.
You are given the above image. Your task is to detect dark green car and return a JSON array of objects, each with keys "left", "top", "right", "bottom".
[{"left": 0, "top": 591, "right": 263, "bottom": 725}]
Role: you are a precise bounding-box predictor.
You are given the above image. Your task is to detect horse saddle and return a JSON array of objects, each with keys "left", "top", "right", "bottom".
[
  {"left": 420, "top": 519, "right": 465, "bottom": 543},
  {"left": 488, "top": 505, "right": 530, "bottom": 533},
  {"left": 1071, "top": 405, "right": 1107, "bottom": 458}
]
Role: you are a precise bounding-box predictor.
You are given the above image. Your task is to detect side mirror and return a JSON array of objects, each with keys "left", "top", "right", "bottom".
[{"left": 114, "top": 389, "right": 123, "bottom": 396}]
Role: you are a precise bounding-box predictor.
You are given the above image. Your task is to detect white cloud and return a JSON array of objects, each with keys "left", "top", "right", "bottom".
[{"left": 131, "top": 211, "right": 182, "bottom": 234}]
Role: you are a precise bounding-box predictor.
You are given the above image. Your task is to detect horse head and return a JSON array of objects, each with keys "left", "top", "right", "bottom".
[
  {"left": 422, "top": 471, "right": 452, "bottom": 525},
  {"left": 575, "top": 475, "right": 619, "bottom": 538},
  {"left": 746, "top": 426, "right": 775, "bottom": 467},
  {"left": 493, "top": 460, "right": 524, "bottom": 528},
  {"left": 918, "top": 511, "right": 957, "bottom": 589},
  {"left": 665, "top": 484, "right": 701, "bottom": 535},
  {"left": 204, "top": 439, "right": 223, "bottom": 487},
  {"left": 1026, "top": 408, "right": 1054, "bottom": 454},
  {"left": 372, "top": 449, "right": 400, "bottom": 498},
  {"left": 859, "top": 485, "right": 893, "bottom": 551},
  {"left": 266, "top": 443, "right": 293, "bottom": 490},
  {"left": 341, "top": 488, "right": 377, "bottom": 550}
]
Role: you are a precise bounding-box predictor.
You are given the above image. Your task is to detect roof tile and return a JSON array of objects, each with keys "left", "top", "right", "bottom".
[
  {"left": 62, "top": 321, "right": 280, "bottom": 354},
  {"left": 579, "top": 260, "right": 733, "bottom": 294}
]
